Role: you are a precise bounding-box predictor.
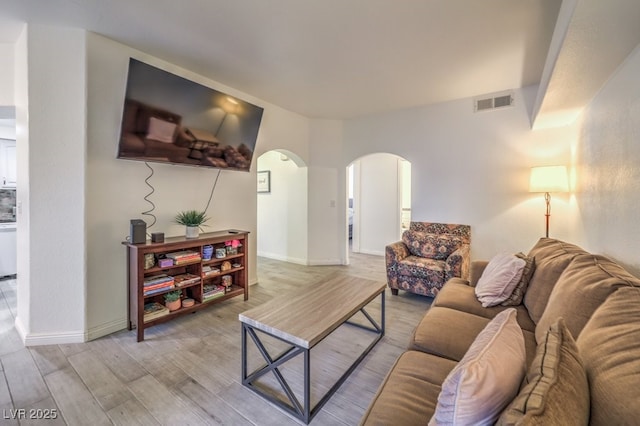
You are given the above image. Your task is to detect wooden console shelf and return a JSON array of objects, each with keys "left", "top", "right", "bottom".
[{"left": 123, "top": 230, "right": 249, "bottom": 341}]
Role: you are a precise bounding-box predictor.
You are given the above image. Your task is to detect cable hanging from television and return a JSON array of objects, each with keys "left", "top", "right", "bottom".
[
  {"left": 203, "top": 169, "right": 222, "bottom": 214},
  {"left": 142, "top": 162, "right": 157, "bottom": 231}
]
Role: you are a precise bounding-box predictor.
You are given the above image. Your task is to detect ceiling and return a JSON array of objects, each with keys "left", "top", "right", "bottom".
[{"left": 0, "top": 0, "right": 638, "bottom": 122}]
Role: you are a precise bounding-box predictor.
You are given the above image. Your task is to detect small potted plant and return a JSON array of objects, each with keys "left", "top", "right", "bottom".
[
  {"left": 164, "top": 290, "right": 182, "bottom": 311},
  {"left": 175, "top": 210, "right": 209, "bottom": 238}
]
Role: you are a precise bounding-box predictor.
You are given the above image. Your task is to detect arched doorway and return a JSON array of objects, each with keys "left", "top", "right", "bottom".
[
  {"left": 348, "top": 153, "right": 411, "bottom": 256},
  {"left": 256, "top": 149, "right": 309, "bottom": 264}
]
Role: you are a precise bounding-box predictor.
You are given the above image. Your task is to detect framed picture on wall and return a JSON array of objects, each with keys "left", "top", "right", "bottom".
[{"left": 257, "top": 170, "right": 271, "bottom": 193}]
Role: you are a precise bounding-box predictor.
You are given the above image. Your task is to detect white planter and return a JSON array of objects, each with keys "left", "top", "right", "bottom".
[{"left": 185, "top": 226, "right": 199, "bottom": 239}]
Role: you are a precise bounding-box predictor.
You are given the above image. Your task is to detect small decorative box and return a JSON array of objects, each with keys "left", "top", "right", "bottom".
[
  {"left": 144, "top": 253, "right": 156, "bottom": 270},
  {"left": 158, "top": 258, "right": 174, "bottom": 268},
  {"left": 222, "top": 275, "right": 232, "bottom": 287}
]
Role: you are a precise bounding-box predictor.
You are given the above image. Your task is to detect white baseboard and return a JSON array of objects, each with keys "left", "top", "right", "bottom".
[
  {"left": 257, "top": 251, "right": 309, "bottom": 265},
  {"left": 307, "top": 258, "right": 345, "bottom": 266},
  {"left": 257, "top": 251, "right": 346, "bottom": 266},
  {"left": 15, "top": 314, "right": 127, "bottom": 345},
  {"left": 20, "top": 329, "right": 85, "bottom": 346},
  {"left": 357, "top": 249, "right": 385, "bottom": 257},
  {"left": 23, "top": 331, "right": 86, "bottom": 346},
  {"left": 87, "top": 317, "right": 128, "bottom": 341}
]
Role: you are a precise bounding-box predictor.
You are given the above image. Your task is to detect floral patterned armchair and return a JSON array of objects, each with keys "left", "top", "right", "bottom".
[{"left": 386, "top": 222, "right": 471, "bottom": 298}]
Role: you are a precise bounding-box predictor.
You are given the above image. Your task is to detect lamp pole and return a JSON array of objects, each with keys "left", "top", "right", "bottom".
[{"left": 544, "top": 192, "right": 551, "bottom": 238}]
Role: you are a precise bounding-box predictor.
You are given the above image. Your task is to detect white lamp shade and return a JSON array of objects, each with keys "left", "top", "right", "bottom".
[{"left": 529, "top": 166, "right": 569, "bottom": 193}]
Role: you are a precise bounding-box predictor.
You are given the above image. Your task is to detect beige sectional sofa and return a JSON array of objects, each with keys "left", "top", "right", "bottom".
[{"left": 361, "top": 238, "right": 640, "bottom": 425}]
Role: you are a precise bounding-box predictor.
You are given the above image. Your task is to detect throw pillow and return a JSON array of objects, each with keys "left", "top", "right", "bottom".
[
  {"left": 402, "top": 231, "right": 463, "bottom": 260},
  {"left": 576, "top": 286, "right": 640, "bottom": 425},
  {"left": 475, "top": 253, "right": 526, "bottom": 307},
  {"left": 429, "top": 308, "right": 526, "bottom": 426},
  {"left": 501, "top": 252, "right": 535, "bottom": 306},
  {"left": 497, "top": 318, "right": 589, "bottom": 426},
  {"left": 146, "top": 117, "right": 177, "bottom": 143}
]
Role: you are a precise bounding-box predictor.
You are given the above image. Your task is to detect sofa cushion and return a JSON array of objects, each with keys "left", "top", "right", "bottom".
[
  {"left": 402, "top": 231, "right": 463, "bottom": 260},
  {"left": 501, "top": 252, "right": 536, "bottom": 306},
  {"left": 576, "top": 286, "right": 640, "bottom": 426},
  {"left": 498, "top": 318, "right": 589, "bottom": 426},
  {"left": 475, "top": 253, "right": 526, "bottom": 307},
  {"left": 429, "top": 309, "right": 526, "bottom": 426},
  {"left": 469, "top": 260, "right": 489, "bottom": 287},
  {"left": 360, "top": 350, "right": 457, "bottom": 426},
  {"left": 410, "top": 306, "right": 491, "bottom": 361},
  {"left": 535, "top": 254, "right": 640, "bottom": 343},
  {"left": 524, "top": 238, "right": 587, "bottom": 323},
  {"left": 410, "top": 305, "right": 538, "bottom": 367},
  {"left": 433, "top": 281, "right": 537, "bottom": 332},
  {"left": 520, "top": 329, "right": 538, "bottom": 369}
]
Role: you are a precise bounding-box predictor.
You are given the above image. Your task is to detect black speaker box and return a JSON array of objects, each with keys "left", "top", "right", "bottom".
[
  {"left": 130, "top": 219, "right": 147, "bottom": 244},
  {"left": 151, "top": 232, "right": 164, "bottom": 243}
]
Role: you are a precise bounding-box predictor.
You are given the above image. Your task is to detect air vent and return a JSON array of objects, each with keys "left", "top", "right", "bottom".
[{"left": 474, "top": 92, "right": 514, "bottom": 112}]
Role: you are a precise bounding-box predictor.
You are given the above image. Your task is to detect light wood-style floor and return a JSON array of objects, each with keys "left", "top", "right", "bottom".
[{"left": 0, "top": 253, "right": 431, "bottom": 425}]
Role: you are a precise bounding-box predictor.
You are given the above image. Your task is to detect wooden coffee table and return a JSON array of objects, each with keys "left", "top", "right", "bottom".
[{"left": 239, "top": 275, "right": 386, "bottom": 424}]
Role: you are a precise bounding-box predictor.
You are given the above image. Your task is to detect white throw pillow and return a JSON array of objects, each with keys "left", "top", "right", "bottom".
[
  {"left": 475, "top": 253, "right": 526, "bottom": 307},
  {"left": 429, "top": 308, "right": 526, "bottom": 426}
]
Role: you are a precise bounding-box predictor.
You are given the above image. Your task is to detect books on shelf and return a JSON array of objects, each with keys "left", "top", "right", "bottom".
[
  {"left": 203, "top": 284, "right": 226, "bottom": 301},
  {"left": 174, "top": 273, "right": 201, "bottom": 287},
  {"left": 143, "top": 284, "right": 175, "bottom": 296},
  {"left": 144, "top": 274, "right": 174, "bottom": 286},
  {"left": 165, "top": 250, "right": 201, "bottom": 264},
  {"left": 144, "top": 302, "right": 170, "bottom": 322},
  {"left": 144, "top": 281, "right": 175, "bottom": 291},
  {"left": 143, "top": 273, "right": 175, "bottom": 296},
  {"left": 203, "top": 291, "right": 226, "bottom": 302}
]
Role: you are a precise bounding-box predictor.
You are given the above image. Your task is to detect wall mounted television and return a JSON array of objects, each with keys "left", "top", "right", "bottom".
[{"left": 117, "top": 58, "right": 264, "bottom": 172}]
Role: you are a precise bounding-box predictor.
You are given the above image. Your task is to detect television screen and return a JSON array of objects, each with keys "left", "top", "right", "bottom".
[{"left": 117, "top": 58, "right": 264, "bottom": 172}]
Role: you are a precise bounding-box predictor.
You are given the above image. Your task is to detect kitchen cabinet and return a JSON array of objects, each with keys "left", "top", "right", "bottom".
[{"left": 0, "top": 140, "right": 16, "bottom": 188}]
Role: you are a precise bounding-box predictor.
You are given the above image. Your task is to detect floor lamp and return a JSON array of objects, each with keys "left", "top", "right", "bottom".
[
  {"left": 215, "top": 96, "right": 239, "bottom": 136},
  {"left": 529, "top": 165, "right": 569, "bottom": 238}
]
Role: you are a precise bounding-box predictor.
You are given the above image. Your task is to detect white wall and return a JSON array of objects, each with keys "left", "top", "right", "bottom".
[
  {"left": 14, "top": 26, "right": 30, "bottom": 336},
  {"left": 354, "top": 153, "right": 403, "bottom": 256},
  {"left": 15, "top": 25, "right": 87, "bottom": 345},
  {"left": 343, "top": 86, "right": 579, "bottom": 260},
  {"left": 0, "top": 43, "right": 14, "bottom": 107},
  {"left": 257, "top": 150, "right": 308, "bottom": 263},
  {"left": 307, "top": 119, "right": 346, "bottom": 265},
  {"left": 575, "top": 43, "right": 640, "bottom": 274},
  {"left": 85, "top": 33, "right": 312, "bottom": 338}
]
